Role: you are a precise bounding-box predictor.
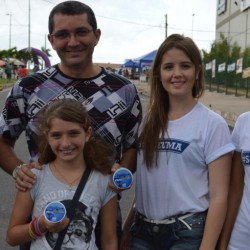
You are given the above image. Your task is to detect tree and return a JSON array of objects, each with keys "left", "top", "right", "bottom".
[
  {"left": 0, "top": 47, "right": 32, "bottom": 63},
  {"left": 202, "top": 33, "right": 232, "bottom": 62},
  {"left": 41, "top": 46, "right": 52, "bottom": 57}
]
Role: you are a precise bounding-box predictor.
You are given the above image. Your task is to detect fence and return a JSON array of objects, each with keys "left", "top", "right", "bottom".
[{"left": 205, "top": 67, "right": 250, "bottom": 98}]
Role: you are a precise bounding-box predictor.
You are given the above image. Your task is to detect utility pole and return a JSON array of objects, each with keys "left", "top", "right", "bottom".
[
  {"left": 192, "top": 13, "right": 195, "bottom": 38},
  {"left": 28, "top": 0, "right": 31, "bottom": 49},
  {"left": 27, "top": 0, "right": 31, "bottom": 70},
  {"left": 165, "top": 14, "right": 168, "bottom": 38},
  {"left": 6, "top": 13, "right": 12, "bottom": 49}
]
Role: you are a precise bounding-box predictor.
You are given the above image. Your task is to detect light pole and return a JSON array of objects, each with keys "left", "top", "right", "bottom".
[
  {"left": 165, "top": 13, "right": 168, "bottom": 38},
  {"left": 28, "top": 0, "right": 31, "bottom": 49},
  {"left": 192, "top": 13, "right": 195, "bottom": 38},
  {"left": 6, "top": 13, "right": 12, "bottom": 49}
]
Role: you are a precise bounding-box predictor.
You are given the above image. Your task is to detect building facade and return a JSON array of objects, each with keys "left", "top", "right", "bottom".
[{"left": 216, "top": 0, "right": 250, "bottom": 50}]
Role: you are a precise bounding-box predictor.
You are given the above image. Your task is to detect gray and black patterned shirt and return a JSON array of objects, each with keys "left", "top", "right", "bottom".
[{"left": 0, "top": 65, "right": 142, "bottom": 162}]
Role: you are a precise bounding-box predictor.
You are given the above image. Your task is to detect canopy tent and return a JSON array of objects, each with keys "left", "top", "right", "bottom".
[
  {"left": 0, "top": 60, "right": 6, "bottom": 67},
  {"left": 123, "top": 59, "right": 139, "bottom": 68},
  {"left": 134, "top": 50, "right": 157, "bottom": 70},
  {"left": 3, "top": 57, "right": 24, "bottom": 66}
]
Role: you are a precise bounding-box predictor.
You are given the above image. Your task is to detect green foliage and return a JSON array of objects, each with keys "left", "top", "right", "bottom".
[
  {"left": 0, "top": 47, "right": 32, "bottom": 62},
  {"left": 203, "top": 32, "right": 250, "bottom": 66},
  {"left": 203, "top": 32, "right": 250, "bottom": 97},
  {"left": 41, "top": 46, "right": 52, "bottom": 57},
  {"left": 231, "top": 42, "right": 241, "bottom": 60},
  {"left": 203, "top": 34, "right": 237, "bottom": 61}
]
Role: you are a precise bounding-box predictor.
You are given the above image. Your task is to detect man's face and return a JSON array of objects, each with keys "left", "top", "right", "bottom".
[{"left": 48, "top": 13, "right": 100, "bottom": 69}]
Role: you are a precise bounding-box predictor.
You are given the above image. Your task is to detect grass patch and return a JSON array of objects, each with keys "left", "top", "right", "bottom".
[{"left": 0, "top": 78, "right": 16, "bottom": 90}]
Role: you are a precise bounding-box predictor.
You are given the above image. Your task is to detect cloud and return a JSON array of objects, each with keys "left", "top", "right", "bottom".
[{"left": 0, "top": 0, "right": 216, "bottom": 65}]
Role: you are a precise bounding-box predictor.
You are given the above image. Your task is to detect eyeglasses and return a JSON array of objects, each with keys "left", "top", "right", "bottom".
[{"left": 51, "top": 28, "right": 93, "bottom": 40}]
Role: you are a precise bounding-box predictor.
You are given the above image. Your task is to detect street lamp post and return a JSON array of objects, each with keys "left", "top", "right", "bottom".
[
  {"left": 28, "top": 0, "right": 31, "bottom": 49},
  {"left": 6, "top": 13, "right": 12, "bottom": 49},
  {"left": 192, "top": 13, "right": 195, "bottom": 38},
  {"left": 165, "top": 13, "right": 168, "bottom": 38}
]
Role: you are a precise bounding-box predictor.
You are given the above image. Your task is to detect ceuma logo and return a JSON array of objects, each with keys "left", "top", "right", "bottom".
[
  {"left": 242, "top": 151, "right": 250, "bottom": 166},
  {"left": 158, "top": 139, "right": 189, "bottom": 153}
]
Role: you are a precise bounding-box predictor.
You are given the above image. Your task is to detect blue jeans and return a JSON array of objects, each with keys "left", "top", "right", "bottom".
[
  {"left": 19, "top": 242, "right": 30, "bottom": 250},
  {"left": 130, "top": 211, "right": 207, "bottom": 250}
]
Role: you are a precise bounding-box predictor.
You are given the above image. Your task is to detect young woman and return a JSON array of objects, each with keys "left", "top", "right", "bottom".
[
  {"left": 217, "top": 112, "right": 250, "bottom": 250},
  {"left": 6, "top": 99, "right": 118, "bottom": 250},
  {"left": 122, "top": 34, "right": 234, "bottom": 250}
]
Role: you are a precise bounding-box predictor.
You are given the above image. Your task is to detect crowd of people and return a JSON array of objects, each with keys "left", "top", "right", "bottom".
[
  {"left": 0, "top": 1, "right": 249, "bottom": 250},
  {"left": 0, "top": 64, "right": 28, "bottom": 81}
]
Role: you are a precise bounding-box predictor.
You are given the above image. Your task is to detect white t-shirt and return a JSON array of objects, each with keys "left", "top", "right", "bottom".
[
  {"left": 30, "top": 164, "right": 116, "bottom": 250},
  {"left": 228, "top": 112, "right": 250, "bottom": 250},
  {"left": 136, "top": 102, "right": 234, "bottom": 220}
]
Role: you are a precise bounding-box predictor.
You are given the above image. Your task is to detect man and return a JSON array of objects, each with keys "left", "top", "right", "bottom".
[{"left": 0, "top": 1, "right": 142, "bottom": 249}]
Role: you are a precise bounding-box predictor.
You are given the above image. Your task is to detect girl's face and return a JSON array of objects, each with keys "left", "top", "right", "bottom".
[
  {"left": 160, "top": 48, "right": 198, "bottom": 99},
  {"left": 47, "top": 117, "right": 91, "bottom": 162}
]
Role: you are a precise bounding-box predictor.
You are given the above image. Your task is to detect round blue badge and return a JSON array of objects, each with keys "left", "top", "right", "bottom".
[
  {"left": 113, "top": 167, "right": 133, "bottom": 189},
  {"left": 44, "top": 201, "right": 66, "bottom": 223}
]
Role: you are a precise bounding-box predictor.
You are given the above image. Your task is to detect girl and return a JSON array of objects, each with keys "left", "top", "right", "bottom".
[
  {"left": 6, "top": 98, "right": 118, "bottom": 250},
  {"left": 122, "top": 34, "right": 234, "bottom": 250},
  {"left": 217, "top": 112, "right": 250, "bottom": 250}
]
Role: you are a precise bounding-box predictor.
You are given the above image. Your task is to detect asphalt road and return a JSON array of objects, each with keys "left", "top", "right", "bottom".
[{"left": 0, "top": 85, "right": 149, "bottom": 249}]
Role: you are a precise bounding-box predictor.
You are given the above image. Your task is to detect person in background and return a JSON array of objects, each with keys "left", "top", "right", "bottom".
[
  {"left": 13, "top": 65, "right": 18, "bottom": 79},
  {"left": 5, "top": 64, "right": 12, "bottom": 82},
  {"left": 6, "top": 99, "right": 118, "bottom": 250},
  {"left": 217, "top": 112, "right": 250, "bottom": 250},
  {"left": 18, "top": 65, "right": 28, "bottom": 78},
  {"left": 121, "top": 34, "right": 234, "bottom": 250},
  {"left": 0, "top": 1, "right": 142, "bottom": 249}
]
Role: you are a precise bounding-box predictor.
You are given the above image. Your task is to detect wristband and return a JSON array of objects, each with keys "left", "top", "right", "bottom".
[{"left": 12, "top": 163, "right": 25, "bottom": 180}]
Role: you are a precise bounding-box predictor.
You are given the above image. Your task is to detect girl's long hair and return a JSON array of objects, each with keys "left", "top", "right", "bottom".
[
  {"left": 139, "top": 34, "right": 205, "bottom": 168},
  {"left": 37, "top": 99, "right": 115, "bottom": 174}
]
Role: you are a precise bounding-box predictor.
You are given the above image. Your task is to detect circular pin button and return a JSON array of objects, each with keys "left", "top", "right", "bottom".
[
  {"left": 152, "top": 225, "right": 159, "bottom": 232},
  {"left": 44, "top": 201, "right": 66, "bottom": 223},
  {"left": 112, "top": 167, "right": 133, "bottom": 189}
]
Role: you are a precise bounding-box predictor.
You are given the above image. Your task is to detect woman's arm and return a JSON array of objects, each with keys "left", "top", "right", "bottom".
[
  {"left": 6, "top": 190, "right": 34, "bottom": 246},
  {"left": 216, "top": 151, "right": 244, "bottom": 250},
  {"left": 199, "top": 152, "right": 232, "bottom": 250},
  {"left": 100, "top": 195, "right": 118, "bottom": 250}
]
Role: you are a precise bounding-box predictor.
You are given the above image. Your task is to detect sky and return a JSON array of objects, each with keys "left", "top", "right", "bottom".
[{"left": 0, "top": 0, "right": 217, "bottom": 65}]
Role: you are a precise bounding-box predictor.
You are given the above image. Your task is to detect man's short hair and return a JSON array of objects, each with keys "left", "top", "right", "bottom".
[{"left": 48, "top": 1, "right": 97, "bottom": 34}]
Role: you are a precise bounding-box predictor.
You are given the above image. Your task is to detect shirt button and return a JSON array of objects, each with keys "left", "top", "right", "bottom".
[{"left": 152, "top": 225, "right": 159, "bottom": 232}]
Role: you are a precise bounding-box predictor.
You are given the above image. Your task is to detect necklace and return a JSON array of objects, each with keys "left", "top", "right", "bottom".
[{"left": 53, "top": 162, "right": 82, "bottom": 191}]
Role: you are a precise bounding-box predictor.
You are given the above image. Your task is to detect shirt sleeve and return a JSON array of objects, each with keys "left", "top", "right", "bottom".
[
  {"left": 231, "top": 112, "right": 250, "bottom": 152},
  {"left": 0, "top": 82, "right": 27, "bottom": 139},
  {"left": 205, "top": 112, "right": 235, "bottom": 164}
]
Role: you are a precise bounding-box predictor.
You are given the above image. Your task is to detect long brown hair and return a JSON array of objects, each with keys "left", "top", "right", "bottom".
[
  {"left": 37, "top": 99, "right": 115, "bottom": 174},
  {"left": 139, "top": 34, "right": 205, "bottom": 168}
]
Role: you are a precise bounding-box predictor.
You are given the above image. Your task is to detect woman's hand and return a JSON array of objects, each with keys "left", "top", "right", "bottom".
[
  {"left": 109, "top": 163, "right": 133, "bottom": 192},
  {"left": 120, "top": 230, "right": 132, "bottom": 250}
]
